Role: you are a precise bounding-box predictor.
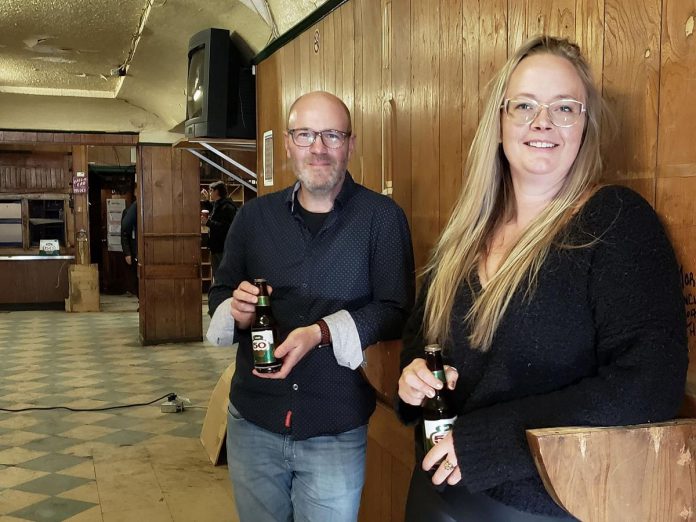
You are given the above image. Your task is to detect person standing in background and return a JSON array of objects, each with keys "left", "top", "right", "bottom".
[
  {"left": 120, "top": 198, "right": 138, "bottom": 297},
  {"left": 202, "top": 180, "right": 237, "bottom": 281}
]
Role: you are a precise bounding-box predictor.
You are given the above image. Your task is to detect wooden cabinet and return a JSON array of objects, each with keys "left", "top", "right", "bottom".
[{"left": 138, "top": 145, "right": 202, "bottom": 345}]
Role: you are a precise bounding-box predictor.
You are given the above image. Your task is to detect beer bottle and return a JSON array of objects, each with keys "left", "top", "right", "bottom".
[
  {"left": 422, "top": 344, "right": 457, "bottom": 453},
  {"left": 251, "top": 278, "right": 282, "bottom": 373}
]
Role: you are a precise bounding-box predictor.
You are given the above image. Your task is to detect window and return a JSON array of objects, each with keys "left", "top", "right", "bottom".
[
  {"left": 0, "top": 201, "right": 23, "bottom": 247},
  {"left": 28, "top": 200, "right": 66, "bottom": 247},
  {"left": 0, "top": 196, "right": 68, "bottom": 251}
]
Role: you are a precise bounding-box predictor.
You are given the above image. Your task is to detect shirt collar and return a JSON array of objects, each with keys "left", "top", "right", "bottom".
[{"left": 285, "top": 171, "right": 357, "bottom": 213}]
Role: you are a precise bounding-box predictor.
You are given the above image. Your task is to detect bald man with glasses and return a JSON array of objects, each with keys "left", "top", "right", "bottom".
[{"left": 208, "top": 91, "right": 415, "bottom": 522}]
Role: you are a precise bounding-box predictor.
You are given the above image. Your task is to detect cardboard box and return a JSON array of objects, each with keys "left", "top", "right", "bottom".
[
  {"left": 200, "top": 362, "right": 235, "bottom": 465},
  {"left": 65, "top": 264, "right": 100, "bottom": 312}
]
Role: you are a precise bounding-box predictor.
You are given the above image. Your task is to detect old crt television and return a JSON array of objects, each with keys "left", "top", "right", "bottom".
[{"left": 185, "top": 28, "right": 256, "bottom": 139}]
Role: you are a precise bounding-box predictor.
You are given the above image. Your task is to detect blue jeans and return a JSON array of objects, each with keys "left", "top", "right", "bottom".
[{"left": 226, "top": 403, "right": 368, "bottom": 522}]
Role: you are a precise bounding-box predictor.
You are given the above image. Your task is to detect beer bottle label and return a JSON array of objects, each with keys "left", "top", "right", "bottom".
[
  {"left": 252, "top": 330, "right": 276, "bottom": 365},
  {"left": 257, "top": 295, "right": 270, "bottom": 306},
  {"left": 423, "top": 416, "right": 457, "bottom": 453}
]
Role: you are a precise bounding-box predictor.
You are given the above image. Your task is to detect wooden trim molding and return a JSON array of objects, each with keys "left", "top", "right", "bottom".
[{"left": 0, "top": 130, "right": 138, "bottom": 146}]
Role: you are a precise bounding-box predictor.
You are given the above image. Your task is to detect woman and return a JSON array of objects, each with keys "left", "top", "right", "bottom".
[{"left": 397, "top": 35, "right": 688, "bottom": 521}]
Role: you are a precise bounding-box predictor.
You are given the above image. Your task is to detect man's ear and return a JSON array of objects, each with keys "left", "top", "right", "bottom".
[{"left": 283, "top": 131, "right": 292, "bottom": 159}]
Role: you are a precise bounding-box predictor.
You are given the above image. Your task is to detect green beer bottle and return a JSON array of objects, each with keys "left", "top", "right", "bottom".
[
  {"left": 251, "top": 278, "right": 282, "bottom": 373},
  {"left": 422, "top": 344, "right": 457, "bottom": 452}
]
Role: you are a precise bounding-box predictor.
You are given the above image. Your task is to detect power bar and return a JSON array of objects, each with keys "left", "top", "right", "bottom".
[{"left": 161, "top": 393, "right": 185, "bottom": 413}]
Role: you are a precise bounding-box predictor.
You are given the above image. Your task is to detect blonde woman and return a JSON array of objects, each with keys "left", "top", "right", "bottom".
[{"left": 397, "top": 36, "right": 688, "bottom": 522}]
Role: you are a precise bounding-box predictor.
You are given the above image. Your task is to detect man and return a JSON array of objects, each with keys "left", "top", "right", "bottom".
[
  {"left": 202, "top": 180, "right": 237, "bottom": 280},
  {"left": 120, "top": 198, "right": 138, "bottom": 296},
  {"left": 208, "top": 91, "right": 414, "bottom": 522}
]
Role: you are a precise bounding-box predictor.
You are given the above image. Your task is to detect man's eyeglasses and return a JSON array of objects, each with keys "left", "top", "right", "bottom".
[
  {"left": 501, "top": 98, "right": 586, "bottom": 128},
  {"left": 288, "top": 129, "right": 351, "bottom": 149}
]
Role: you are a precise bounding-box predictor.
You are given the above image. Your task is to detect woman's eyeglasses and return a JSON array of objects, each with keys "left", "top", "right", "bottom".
[{"left": 501, "top": 98, "right": 586, "bottom": 127}]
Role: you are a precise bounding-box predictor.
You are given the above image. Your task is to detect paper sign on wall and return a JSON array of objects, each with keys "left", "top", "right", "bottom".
[{"left": 263, "top": 130, "right": 274, "bottom": 187}]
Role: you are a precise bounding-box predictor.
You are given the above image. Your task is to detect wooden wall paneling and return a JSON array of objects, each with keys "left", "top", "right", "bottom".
[
  {"left": 508, "top": 0, "right": 577, "bottom": 54},
  {"left": 601, "top": 0, "right": 661, "bottom": 200},
  {"left": 358, "top": 402, "right": 415, "bottom": 522},
  {"left": 656, "top": 177, "right": 696, "bottom": 415},
  {"left": 333, "top": 10, "right": 344, "bottom": 102},
  {"left": 299, "top": 29, "right": 312, "bottom": 95},
  {"left": 0, "top": 131, "right": 136, "bottom": 146},
  {"left": 277, "top": 46, "right": 293, "bottom": 126},
  {"left": 292, "top": 27, "right": 303, "bottom": 103},
  {"left": 390, "top": 0, "right": 412, "bottom": 224},
  {"left": 88, "top": 145, "right": 135, "bottom": 166},
  {"left": 171, "top": 146, "right": 184, "bottom": 264},
  {"left": 439, "top": 0, "right": 464, "bottom": 229},
  {"left": 257, "top": 54, "right": 287, "bottom": 195},
  {"left": 309, "top": 23, "right": 323, "bottom": 92},
  {"left": 358, "top": 0, "right": 382, "bottom": 193},
  {"left": 478, "top": 0, "right": 508, "bottom": 116},
  {"left": 576, "top": 0, "right": 605, "bottom": 90},
  {"left": 153, "top": 148, "right": 175, "bottom": 262},
  {"left": 657, "top": 0, "right": 696, "bottom": 180},
  {"left": 341, "top": 3, "right": 356, "bottom": 121},
  {"left": 656, "top": 0, "right": 696, "bottom": 414},
  {"left": 350, "top": 1, "right": 364, "bottom": 184},
  {"left": 278, "top": 45, "right": 295, "bottom": 180},
  {"left": 138, "top": 147, "right": 148, "bottom": 342},
  {"left": 461, "top": 0, "right": 481, "bottom": 202},
  {"left": 321, "top": 15, "right": 337, "bottom": 95},
  {"left": 410, "top": 0, "right": 441, "bottom": 272},
  {"left": 380, "top": 0, "right": 393, "bottom": 198},
  {"left": 0, "top": 259, "right": 70, "bottom": 304}
]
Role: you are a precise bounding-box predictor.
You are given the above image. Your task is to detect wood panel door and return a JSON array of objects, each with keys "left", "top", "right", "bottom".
[{"left": 138, "top": 145, "right": 202, "bottom": 345}]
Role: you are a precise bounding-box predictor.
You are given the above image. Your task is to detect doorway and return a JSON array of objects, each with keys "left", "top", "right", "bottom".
[{"left": 88, "top": 166, "right": 137, "bottom": 295}]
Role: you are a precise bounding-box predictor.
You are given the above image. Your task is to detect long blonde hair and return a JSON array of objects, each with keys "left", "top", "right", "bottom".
[{"left": 423, "top": 35, "right": 604, "bottom": 351}]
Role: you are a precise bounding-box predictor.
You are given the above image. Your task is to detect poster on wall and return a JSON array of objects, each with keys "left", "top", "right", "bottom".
[
  {"left": 106, "top": 198, "right": 126, "bottom": 252},
  {"left": 72, "top": 174, "right": 88, "bottom": 194},
  {"left": 263, "top": 130, "right": 274, "bottom": 187}
]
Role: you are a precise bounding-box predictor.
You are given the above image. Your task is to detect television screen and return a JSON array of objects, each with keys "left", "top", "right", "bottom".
[
  {"left": 184, "top": 28, "right": 256, "bottom": 139},
  {"left": 187, "top": 46, "right": 205, "bottom": 120}
]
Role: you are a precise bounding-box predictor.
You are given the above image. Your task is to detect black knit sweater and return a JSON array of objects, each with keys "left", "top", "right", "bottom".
[{"left": 398, "top": 185, "right": 689, "bottom": 518}]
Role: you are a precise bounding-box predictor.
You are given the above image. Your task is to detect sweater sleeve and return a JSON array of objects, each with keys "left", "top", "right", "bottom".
[
  {"left": 120, "top": 203, "right": 136, "bottom": 257},
  {"left": 344, "top": 202, "right": 415, "bottom": 348},
  {"left": 452, "top": 187, "right": 689, "bottom": 493}
]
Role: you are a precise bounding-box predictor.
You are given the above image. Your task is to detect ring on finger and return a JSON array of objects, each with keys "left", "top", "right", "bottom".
[{"left": 442, "top": 459, "right": 455, "bottom": 471}]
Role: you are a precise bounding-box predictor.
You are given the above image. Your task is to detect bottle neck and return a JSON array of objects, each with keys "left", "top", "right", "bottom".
[{"left": 425, "top": 352, "right": 446, "bottom": 384}]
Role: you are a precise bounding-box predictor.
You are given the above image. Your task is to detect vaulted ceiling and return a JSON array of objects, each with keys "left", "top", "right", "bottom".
[{"left": 0, "top": 0, "right": 328, "bottom": 142}]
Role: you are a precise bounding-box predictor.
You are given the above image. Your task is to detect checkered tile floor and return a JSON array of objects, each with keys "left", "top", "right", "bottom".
[{"left": 0, "top": 295, "right": 237, "bottom": 521}]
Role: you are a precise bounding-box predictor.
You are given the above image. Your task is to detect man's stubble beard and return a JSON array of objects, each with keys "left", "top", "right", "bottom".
[{"left": 295, "top": 155, "right": 347, "bottom": 195}]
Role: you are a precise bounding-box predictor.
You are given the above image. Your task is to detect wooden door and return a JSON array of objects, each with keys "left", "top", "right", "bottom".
[{"left": 138, "top": 145, "right": 202, "bottom": 344}]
